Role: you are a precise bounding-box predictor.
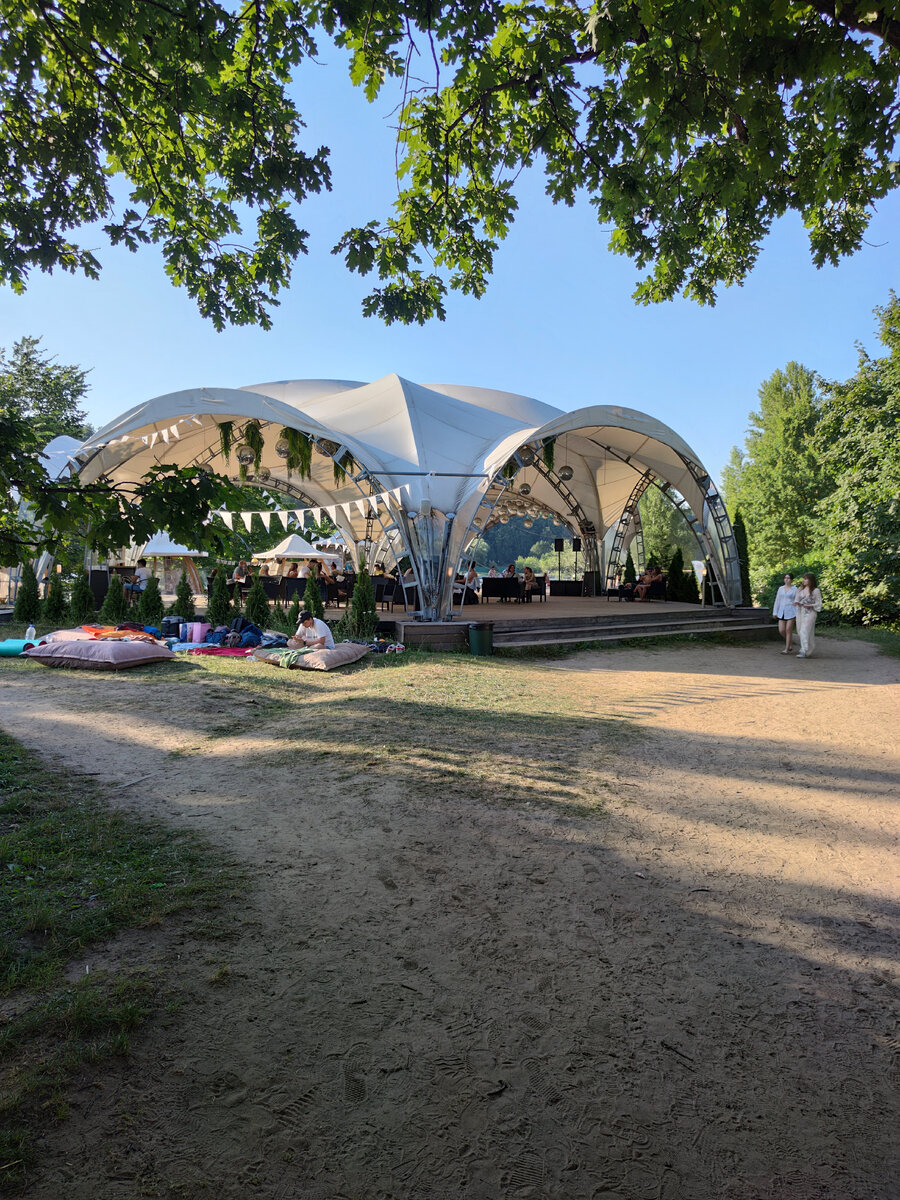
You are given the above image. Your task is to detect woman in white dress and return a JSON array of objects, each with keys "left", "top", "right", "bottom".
[
  {"left": 794, "top": 573, "right": 824, "bottom": 658},
  {"left": 772, "top": 573, "right": 798, "bottom": 654}
]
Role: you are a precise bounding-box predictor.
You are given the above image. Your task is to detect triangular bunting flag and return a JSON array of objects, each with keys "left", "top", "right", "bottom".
[
  {"left": 160, "top": 428, "right": 170, "bottom": 444},
  {"left": 239, "top": 512, "right": 253, "bottom": 531},
  {"left": 278, "top": 511, "right": 290, "bottom": 530},
  {"left": 355, "top": 499, "right": 367, "bottom": 516},
  {"left": 310, "top": 508, "right": 321, "bottom": 525},
  {"left": 260, "top": 511, "right": 271, "bottom": 530},
  {"left": 220, "top": 512, "right": 234, "bottom": 530}
]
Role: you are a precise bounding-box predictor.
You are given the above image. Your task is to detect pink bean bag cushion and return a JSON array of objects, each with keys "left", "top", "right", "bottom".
[
  {"left": 23, "top": 639, "right": 175, "bottom": 671},
  {"left": 44, "top": 628, "right": 99, "bottom": 642}
]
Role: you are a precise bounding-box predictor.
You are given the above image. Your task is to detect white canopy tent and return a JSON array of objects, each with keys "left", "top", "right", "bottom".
[
  {"left": 255, "top": 534, "right": 328, "bottom": 560},
  {"left": 71, "top": 376, "right": 740, "bottom": 618}
]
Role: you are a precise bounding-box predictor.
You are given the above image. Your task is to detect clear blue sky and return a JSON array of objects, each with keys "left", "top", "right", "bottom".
[{"left": 1, "top": 50, "right": 897, "bottom": 483}]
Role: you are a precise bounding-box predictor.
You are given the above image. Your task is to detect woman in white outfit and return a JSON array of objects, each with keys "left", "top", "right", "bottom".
[
  {"left": 794, "top": 573, "right": 823, "bottom": 658},
  {"left": 772, "top": 573, "right": 798, "bottom": 654}
]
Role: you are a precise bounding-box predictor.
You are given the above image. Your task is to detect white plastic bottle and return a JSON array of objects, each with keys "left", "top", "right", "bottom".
[{"left": 25, "top": 624, "right": 36, "bottom": 641}]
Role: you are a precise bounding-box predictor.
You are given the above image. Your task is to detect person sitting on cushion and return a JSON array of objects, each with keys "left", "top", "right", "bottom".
[{"left": 288, "top": 610, "right": 335, "bottom": 651}]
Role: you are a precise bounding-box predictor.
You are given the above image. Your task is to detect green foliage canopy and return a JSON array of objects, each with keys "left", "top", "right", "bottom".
[
  {"left": 332, "top": 0, "right": 900, "bottom": 322},
  {"left": 812, "top": 298, "right": 900, "bottom": 624},
  {"left": 2, "top": 3, "right": 898, "bottom": 326}
]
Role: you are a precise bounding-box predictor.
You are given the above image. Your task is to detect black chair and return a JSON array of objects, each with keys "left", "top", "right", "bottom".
[
  {"left": 261, "top": 577, "right": 282, "bottom": 603},
  {"left": 282, "top": 577, "right": 304, "bottom": 603}
]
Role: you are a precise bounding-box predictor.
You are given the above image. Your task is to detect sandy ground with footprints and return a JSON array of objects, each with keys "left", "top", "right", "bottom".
[{"left": 0, "top": 635, "right": 898, "bottom": 1199}]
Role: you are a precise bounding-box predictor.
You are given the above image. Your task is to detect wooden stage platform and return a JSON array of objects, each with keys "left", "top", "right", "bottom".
[{"left": 387, "top": 597, "right": 776, "bottom": 652}]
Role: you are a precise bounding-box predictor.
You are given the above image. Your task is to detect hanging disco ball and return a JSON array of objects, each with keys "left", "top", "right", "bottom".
[
  {"left": 523, "top": 518, "right": 533, "bottom": 529},
  {"left": 500, "top": 515, "right": 509, "bottom": 524},
  {"left": 275, "top": 438, "right": 290, "bottom": 459},
  {"left": 235, "top": 444, "right": 255, "bottom": 467},
  {"left": 257, "top": 467, "right": 271, "bottom": 482},
  {"left": 518, "top": 446, "right": 535, "bottom": 466},
  {"left": 518, "top": 483, "right": 531, "bottom": 496},
  {"left": 558, "top": 464, "right": 574, "bottom": 481}
]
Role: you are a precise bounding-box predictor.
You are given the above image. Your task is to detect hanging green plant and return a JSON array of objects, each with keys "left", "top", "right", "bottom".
[
  {"left": 541, "top": 436, "right": 556, "bottom": 473},
  {"left": 218, "top": 421, "right": 234, "bottom": 463},
  {"left": 502, "top": 458, "right": 518, "bottom": 481},
  {"left": 333, "top": 451, "right": 356, "bottom": 486},
  {"left": 279, "top": 427, "right": 313, "bottom": 479},
  {"left": 244, "top": 420, "right": 265, "bottom": 474}
]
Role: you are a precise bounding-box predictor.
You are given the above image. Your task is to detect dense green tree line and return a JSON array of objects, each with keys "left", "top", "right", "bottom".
[{"left": 723, "top": 297, "right": 900, "bottom": 624}]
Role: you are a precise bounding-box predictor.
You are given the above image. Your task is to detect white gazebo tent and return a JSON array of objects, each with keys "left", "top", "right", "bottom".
[
  {"left": 255, "top": 534, "right": 330, "bottom": 560},
  {"left": 69, "top": 376, "right": 741, "bottom": 619},
  {"left": 126, "top": 532, "right": 207, "bottom": 595}
]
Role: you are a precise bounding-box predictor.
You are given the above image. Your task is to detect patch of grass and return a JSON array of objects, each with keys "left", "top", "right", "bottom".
[
  {"left": 0, "top": 971, "right": 155, "bottom": 1190},
  {"left": 820, "top": 623, "right": 900, "bottom": 657},
  {"left": 0, "top": 733, "right": 238, "bottom": 996},
  {"left": 0, "top": 731, "right": 241, "bottom": 1191}
]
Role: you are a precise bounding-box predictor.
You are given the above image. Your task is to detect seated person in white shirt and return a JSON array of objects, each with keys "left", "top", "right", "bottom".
[
  {"left": 288, "top": 610, "right": 335, "bottom": 650},
  {"left": 125, "top": 559, "right": 151, "bottom": 596}
]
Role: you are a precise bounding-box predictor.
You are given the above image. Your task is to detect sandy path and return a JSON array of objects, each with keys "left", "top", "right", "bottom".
[{"left": 1, "top": 638, "right": 898, "bottom": 1200}]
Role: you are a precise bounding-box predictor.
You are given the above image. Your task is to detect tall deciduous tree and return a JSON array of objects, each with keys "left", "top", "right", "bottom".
[
  {"left": 723, "top": 362, "right": 828, "bottom": 580},
  {"left": 638, "top": 487, "right": 696, "bottom": 566},
  {"left": 2, "top": 3, "right": 899, "bottom": 326},
  {"left": 1, "top": 338, "right": 234, "bottom": 566},
  {"left": 815, "top": 297, "right": 900, "bottom": 624}
]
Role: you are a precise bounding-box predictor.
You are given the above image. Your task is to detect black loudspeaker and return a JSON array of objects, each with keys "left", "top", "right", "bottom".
[
  {"left": 554, "top": 538, "right": 564, "bottom": 552},
  {"left": 572, "top": 537, "right": 582, "bottom": 552}
]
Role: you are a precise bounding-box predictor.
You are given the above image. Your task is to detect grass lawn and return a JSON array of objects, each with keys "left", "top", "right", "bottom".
[{"left": 0, "top": 732, "right": 240, "bottom": 1191}]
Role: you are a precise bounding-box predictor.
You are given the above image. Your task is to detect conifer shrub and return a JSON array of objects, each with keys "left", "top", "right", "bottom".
[
  {"left": 287, "top": 596, "right": 301, "bottom": 628},
  {"left": 137, "top": 576, "right": 164, "bottom": 625},
  {"left": 99, "top": 574, "right": 128, "bottom": 623},
  {"left": 271, "top": 602, "right": 291, "bottom": 632},
  {"left": 230, "top": 584, "right": 243, "bottom": 621},
  {"left": 682, "top": 567, "right": 700, "bottom": 604},
  {"left": 244, "top": 576, "right": 270, "bottom": 628},
  {"left": 13, "top": 563, "right": 41, "bottom": 624},
  {"left": 732, "top": 509, "right": 752, "bottom": 605},
  {"left": 335, "top": 568, "right": 377, "bottom": 641},
  {"left": 69, "top": 571, "right": 95, "bottom": 623},
  {"left": 171, "top": 571, "right": 195, "bottom": 620},
  {"left": 303, "top": 572, "right": 324, "bottom": 620},
  {"left": 206, "top": 571, "right": 231, "bottom": 627},
  {"left": 666, "top": 548, "right": 685, "bottom": 601},
  {"left": 42, "top": 572, "right": 69, "bottom": 623},
  {"left": 623, "top": 551, "right": 637, "bottom": 584}
]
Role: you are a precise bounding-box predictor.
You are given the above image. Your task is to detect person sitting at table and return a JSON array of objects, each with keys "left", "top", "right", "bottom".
[
  {"left": 285, "top": 562, "right": 299, "bottom": 578},
  {"left": 288, "top": 610, "right": 335, "bottom": 651},
  {"left": 498, "top": 563, "right": 518, "bottom": 602},
  {"left": 124, "top": 559, "right": 151, "bottom": 598},
  {"left": 316, "top": 560, "right": 333, "bottom": 604},
  {"left": 298, "top": 560, "right": 310, "bottom": 578},
  {"left": 463, "top": 563, "right": 480, "bottom": 604},
  {"left": 231, "top": 560, "right": 250, "bottom": 584},
  {"left": 259, "top": 563, "right": 270, "bottom": 577},
  {"left": 521, "top": 565, "right": 539, "bottom": 602},
  {"left": 487, "top": 564, "right": 499, "bottom": 578}
]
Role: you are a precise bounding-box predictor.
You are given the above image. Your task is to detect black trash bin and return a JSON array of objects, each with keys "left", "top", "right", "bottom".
[{"left": 468, "top": 621, "right": 494, "bottom": 656}]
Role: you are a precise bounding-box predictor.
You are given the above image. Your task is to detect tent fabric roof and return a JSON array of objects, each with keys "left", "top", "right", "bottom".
[{"left": 71, "top": 374, "right": 737, "bottom": 606}]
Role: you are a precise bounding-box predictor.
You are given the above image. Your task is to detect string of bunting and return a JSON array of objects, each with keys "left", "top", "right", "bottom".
[{"left": 213, "top": 486, "right": 408, "bottom": 532}]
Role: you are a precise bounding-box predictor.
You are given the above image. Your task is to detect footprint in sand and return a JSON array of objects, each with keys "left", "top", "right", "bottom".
[{"left": 343, "top": 1042, "right": 371, "bottom": 1104}]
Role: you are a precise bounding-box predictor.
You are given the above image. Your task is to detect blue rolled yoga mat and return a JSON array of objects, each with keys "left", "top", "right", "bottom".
[{"left": 0, "top": 639, "right": 35, "bottom": 656}]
